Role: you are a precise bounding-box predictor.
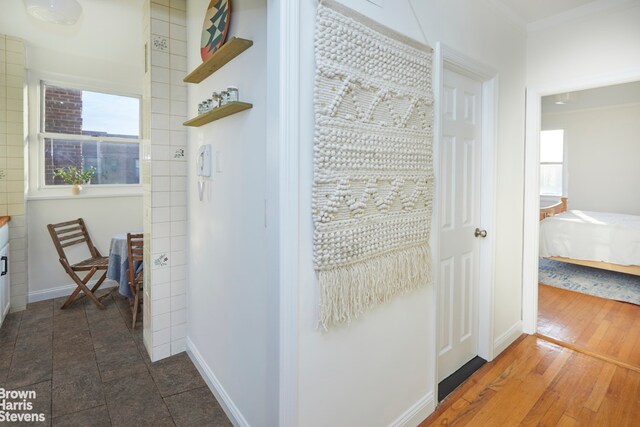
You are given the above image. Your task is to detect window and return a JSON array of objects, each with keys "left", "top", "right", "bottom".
[
  {"left": 539, "top": 129, "right": 565, "bottom": 196},
  {"left": 41, "top": 83, "right": 140, "bottom": 186}
]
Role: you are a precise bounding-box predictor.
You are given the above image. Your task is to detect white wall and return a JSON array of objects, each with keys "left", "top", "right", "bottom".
[
  {"left": 542, "top": 104, "right": 640, "bottom": 215},
  {"left": 0, "top": 0, "right": 145, "bottom": 300},
  {"left": 0, "top": 36, "right": 28, "bottom": 311},
  {"left": 295, "top": 0, "right": 526, "bottom": 426},
  {"left": 185, "top": 0, "right": 271, "bottom": 425},
  {"left": 528, "top": 2, "right": 640, "bottom": 214},
  {"left": 27, "top": 197, "right": 143, "bottom": 300},
  {"left": 527, "top": 2, "right": 640, "bottom": 88}
]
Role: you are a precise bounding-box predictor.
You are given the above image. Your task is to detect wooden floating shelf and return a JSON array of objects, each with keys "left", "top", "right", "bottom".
[
  {"left": 183, "top": 37, "right": 253, "bottom": 84},
  {"left": 183, "top": 102, "right": 253, "bottom": 127}
]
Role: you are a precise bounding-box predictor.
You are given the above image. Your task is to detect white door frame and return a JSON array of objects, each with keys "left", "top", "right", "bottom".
[
  {"left": 273, "top": 0, "right": 301, "bottom": 425},
  {"left": 522, "top": 69, "right": 640, "bottom": 334},
  {"left": 432, "top": 43, "right": 499, "bottom": 390}
]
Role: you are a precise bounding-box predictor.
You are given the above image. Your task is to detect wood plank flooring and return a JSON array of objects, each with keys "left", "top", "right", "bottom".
[
  {"left": 421, "top": 285, "right": 640, "bottom": 426},
  {"left": 538, "top": 284, "right": 640, "bottom": 369},
  {"left": 421, "top": 335, "right": 640, "bottom": 426}
]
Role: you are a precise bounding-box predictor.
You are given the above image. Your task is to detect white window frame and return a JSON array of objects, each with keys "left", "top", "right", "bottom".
[
  {"left": 27, "top": 71, "right": 143, "bottom": 200},
  {"left": 539, "top": 128, "right": 568, "bottom": 198}
]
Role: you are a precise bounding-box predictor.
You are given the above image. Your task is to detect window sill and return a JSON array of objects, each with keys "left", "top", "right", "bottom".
[{"left": 27, "top": 186, "right": 143, "bottom": 201}]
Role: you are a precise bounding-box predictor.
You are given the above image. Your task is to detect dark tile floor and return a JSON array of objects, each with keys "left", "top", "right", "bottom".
[{"left": 0, "top": 291, "right": 232, "bottom": 426}]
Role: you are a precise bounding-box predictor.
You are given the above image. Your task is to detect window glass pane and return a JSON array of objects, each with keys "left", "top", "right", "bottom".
[
  {"left": 540, "top": 164, "right": 563, "bottom": 196},
  {"left": 82, "top": 91, "right": 140, "bottom": 137},
  {"left": 43, "top": 84, "right": 140, "bottom": 138},
  {"left": 44, "top": 138, "right": 140, "bottom": 185},
  {"left": 540, "top": 130, "right": 564, "bottom": 162}
]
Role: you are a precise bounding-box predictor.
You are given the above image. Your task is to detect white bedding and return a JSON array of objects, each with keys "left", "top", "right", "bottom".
[{"left": 539, "top": 210, "right": 640, "bottom": 266}]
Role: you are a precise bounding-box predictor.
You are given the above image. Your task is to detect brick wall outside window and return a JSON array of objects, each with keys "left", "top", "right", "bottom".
[
  {"left": 44, "top": 86, "right": 83, "bottom": 134},
  {"left": 43, "top": 86, "right": 84, "bottom": 184}
]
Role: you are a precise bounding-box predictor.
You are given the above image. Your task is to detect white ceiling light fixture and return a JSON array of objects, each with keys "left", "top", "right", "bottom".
[
  {"left": 554, "top": 93, "right": 572, "bottom": 105},
  {"left": 23, "top": 0, "right": 83, "bottom": 25}
]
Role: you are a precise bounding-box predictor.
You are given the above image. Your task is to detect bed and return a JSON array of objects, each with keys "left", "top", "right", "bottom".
[{"left": 539, "top": 199, "right": 640, "bottom": 276}]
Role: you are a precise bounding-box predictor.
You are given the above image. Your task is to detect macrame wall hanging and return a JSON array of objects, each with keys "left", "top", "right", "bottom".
[{"left": 313, "top": 0, "right": 435, "bottom": 329}]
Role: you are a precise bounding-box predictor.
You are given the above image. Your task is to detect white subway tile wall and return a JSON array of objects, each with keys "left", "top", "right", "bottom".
[
  {"left": 144, "top": 0, "right": 188, "bottom": 362},
  {"left": 0, "top": 35, "right": 27, "bottom": 312}
]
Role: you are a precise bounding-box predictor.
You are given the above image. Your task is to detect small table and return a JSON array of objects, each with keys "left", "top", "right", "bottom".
[{"left": 106, "top": 232, "right": 142, "bottom": 299}]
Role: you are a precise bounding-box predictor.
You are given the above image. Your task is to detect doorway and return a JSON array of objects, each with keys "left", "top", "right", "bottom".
[
  {"left": 525, "top": 81, "right": 640, "bottom": 370},
  {"left": 433, "top": 44, "right": 498, "bottom": 400},
  {"left": 522, "top": 75, "right": 640, "bottom": 336}
]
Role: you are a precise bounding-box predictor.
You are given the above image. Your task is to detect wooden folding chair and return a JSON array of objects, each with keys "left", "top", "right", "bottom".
[
  {"left": 47, "top": 218, "right": 110, "bottom": 309},
  {"left": 127, "top": 233, "right": 144, "bottom": 328}
]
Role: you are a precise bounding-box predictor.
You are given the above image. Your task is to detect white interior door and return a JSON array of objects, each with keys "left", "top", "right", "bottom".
[{"left": 437, "top": 68, "right": 484, "bottom": 382}]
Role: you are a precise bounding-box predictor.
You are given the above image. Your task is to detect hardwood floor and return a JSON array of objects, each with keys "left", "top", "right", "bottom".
[
  {"left": 421, "top": 335, "right": 640, "bottom": 426},
  {"left": 538, "top": 283, "right": 640, "bottom": 370},
  {"left": 421, "top": 285, "right": 640, "bottom": 426}
]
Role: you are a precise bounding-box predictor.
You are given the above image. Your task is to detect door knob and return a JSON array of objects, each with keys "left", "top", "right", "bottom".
[{"left": 474, "top": 228, "right": 487, "bottom": 238}]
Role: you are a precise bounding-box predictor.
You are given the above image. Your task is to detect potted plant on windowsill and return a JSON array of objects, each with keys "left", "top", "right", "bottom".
[{"left": 53, "top": 166, "right": 96, "bottom": 195}]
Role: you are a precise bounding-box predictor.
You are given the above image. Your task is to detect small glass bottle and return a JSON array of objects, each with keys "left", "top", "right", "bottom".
[
  {"left": 227, "top": 86, "right": 239, "bottom": 102},
  {"left": 198, "top": 102, "right": 205, "bottom": 115},
  {"left": 205, "top": 98, "right": 214, "bottom": 112},
  {"left": 212, "top": 92, "right": 221, "bottom": 108},
  {"left": 220, "top": 90, "right": 229, "bottom": 106}
]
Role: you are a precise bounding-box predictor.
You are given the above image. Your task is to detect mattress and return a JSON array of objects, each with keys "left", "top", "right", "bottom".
[{"left": 539, "top": 210, "right": 640, "bottom": 266}]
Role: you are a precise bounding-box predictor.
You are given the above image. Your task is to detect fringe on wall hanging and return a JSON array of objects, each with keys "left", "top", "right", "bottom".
[{"left": 313, "top": 0, "right": 435, "bottom": 329}]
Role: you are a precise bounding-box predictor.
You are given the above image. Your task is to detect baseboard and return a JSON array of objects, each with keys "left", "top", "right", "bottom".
[
  {"left": 28, "top": 280, "right": 117, "bottom": 303},
  {"left": 186, "top": 337, "right": 250, "bottom": 427},
  {"left": 493, "top": 320, "right": 523, "bottom": 356},
  {"left": 388, "top": 391, "right": 435, "bottom": 427}
]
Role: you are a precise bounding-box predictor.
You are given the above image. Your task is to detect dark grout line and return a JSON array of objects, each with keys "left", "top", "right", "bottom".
[{"left": 50, "top": 404, "right": 111, "bottom": 424}]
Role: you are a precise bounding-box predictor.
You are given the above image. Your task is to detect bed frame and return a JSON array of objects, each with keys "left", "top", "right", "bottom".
[
  {"left": 539, "top": 197, "right": 568, "bottom": 221},
  {"left": 540, "top": 197, "right": 640, "bottom": 276}
]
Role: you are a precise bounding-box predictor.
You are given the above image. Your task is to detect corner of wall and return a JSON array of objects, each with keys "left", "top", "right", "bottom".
[
  {"left": 493, "top": 320, "right": 523, "bottom": 356},
  {"left": 186, "top": 337, "right": 250, "bottom": 427},
  {"left": 388, "top": 392, "right": 436, "bottom": 427},
  {"left": 142, "top": 0, "right": 189, "bottom": 362}
]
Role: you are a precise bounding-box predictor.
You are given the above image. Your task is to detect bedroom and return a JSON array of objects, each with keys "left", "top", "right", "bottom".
[{"left": 536, "top": 80, "right": 640, "bottom": 365}]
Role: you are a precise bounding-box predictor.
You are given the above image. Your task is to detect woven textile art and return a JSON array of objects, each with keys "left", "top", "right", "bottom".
[{"left": 313, "top": 0, "right": 434, "bottom": 329}]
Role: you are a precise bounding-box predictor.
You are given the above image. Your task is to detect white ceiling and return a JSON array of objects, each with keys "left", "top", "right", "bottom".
[
  {"left": 494, "top": 0, "right": 600, "bottom": 24},
  {"left": 0, "top": 0, "right": 145, "bottom": 88},
  {"left": 542, "top": 81, "right": 640, "bottom": 114}
]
